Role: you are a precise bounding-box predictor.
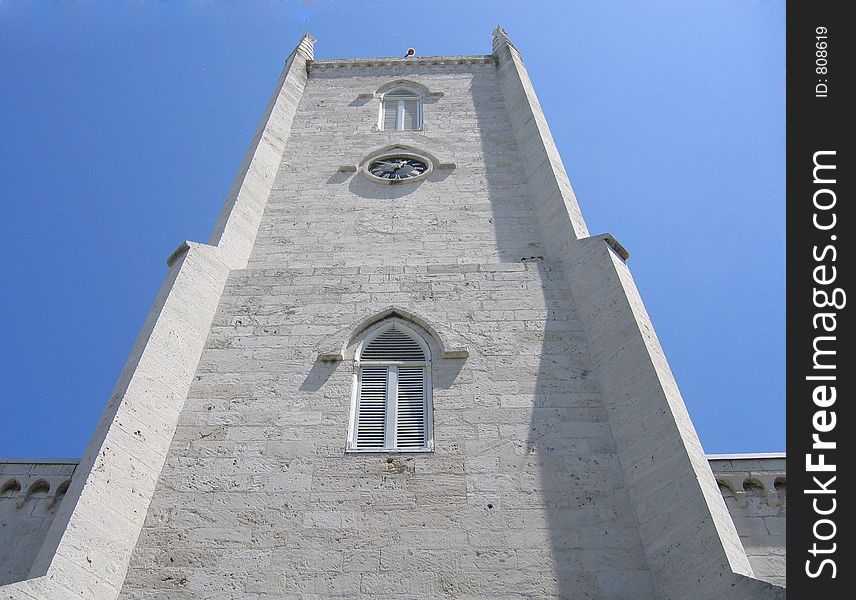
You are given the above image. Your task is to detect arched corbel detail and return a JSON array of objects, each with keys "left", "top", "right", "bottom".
[
  {"left": 316, "top": 307, "right": 469, "bottom": 362},
  {"left": 16, "top": 478, "right": 50, "bottom": 509},
  {"left": 1, "top": 478, "right": 21, "bottom": 497},
  {"left": 715, "top": 474, "right": 748, "bottom": 508},
  {"left": 752, "top": 472, "right": 785, "bottom": 507},
  {"left": 46, "top": 479, "right": 72, "bottom": 510},
  {"left": 714, "top": 476, "right": 736, "bottom": 495}
]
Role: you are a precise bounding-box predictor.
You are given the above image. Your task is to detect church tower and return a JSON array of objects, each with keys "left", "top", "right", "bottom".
[{"left": 0, "top": 30, "right": 784, "bottom": 599}]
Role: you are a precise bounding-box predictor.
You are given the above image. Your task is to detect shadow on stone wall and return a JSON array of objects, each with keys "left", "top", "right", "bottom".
[{"left": 470, "top": 68, "right": 656, "bottom": 598}]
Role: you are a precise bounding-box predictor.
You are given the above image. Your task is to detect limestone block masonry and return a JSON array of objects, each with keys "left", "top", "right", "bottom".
[
  {"left": 0, "top": 457, "right": 785, "bottom": 592},
  {"left": 0, "top": 29, "right": 784, "bottom": 599},
  {"left": 710, "top": 454, "right": 786, "bottom": 587},
  {"left": 0, "top": 461, "right": 77, "bottom": 586}
]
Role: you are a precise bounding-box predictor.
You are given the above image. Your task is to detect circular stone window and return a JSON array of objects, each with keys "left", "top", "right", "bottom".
[{"left": 364, "top": 155, "right": 431, "bottom": 184}]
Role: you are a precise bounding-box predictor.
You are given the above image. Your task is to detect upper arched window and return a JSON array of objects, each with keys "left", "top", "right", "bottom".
[
  {"left": 347, "top": 320, "right": 433, "bottom": 452},
  {"left": 380, "top": 88, "right": 422, "bottom": 131}
]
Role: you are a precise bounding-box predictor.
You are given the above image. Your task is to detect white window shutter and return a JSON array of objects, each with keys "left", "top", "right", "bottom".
[
  {"left": 381, "top": 89, "right": 421, "bottom": 131},
  {"left": 355, "top": 367, "right": 388, "bottom": 448},
  {"left": 395, "top": 366, "right": 426, "bottom": 448},
  {"left": 382, "top": 101, "right": 398, "bottom": 131},
  {"left": 349, "top": 321, "right": 432, "bottom": 452},
  {"left": 403, "top": 100, "right": 419, "bottom": 130},
  {"left": 361, "top": 328, "right": 425, "bottom": 361}
]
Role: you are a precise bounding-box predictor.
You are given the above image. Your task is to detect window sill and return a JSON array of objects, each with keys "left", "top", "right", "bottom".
[
  {"left": 344, "top": 447, "right": 434, "bottom": 454},
  {"left": 372, "top": 127, "right": 425, "bottom": 133}
]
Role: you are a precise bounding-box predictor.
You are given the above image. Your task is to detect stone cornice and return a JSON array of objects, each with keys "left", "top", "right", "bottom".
[
  {"left": 309, "top": 55, "right": 495, "bottom": 70},
  {"left": 708, "top": 452, "right": 786, "bottom": 460}
]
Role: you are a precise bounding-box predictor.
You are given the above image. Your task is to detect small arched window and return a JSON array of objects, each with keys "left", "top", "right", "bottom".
[
  {"left": 380, "top": 88, "right": 422, "bottom": 131},
  {"left": 347, "top": 320, "right": 433, "bottom": 452}
]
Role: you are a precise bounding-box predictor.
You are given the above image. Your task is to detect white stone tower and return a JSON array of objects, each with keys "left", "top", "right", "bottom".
[{"left": 0, "top": 30, "right": 785, "bottom": 599}]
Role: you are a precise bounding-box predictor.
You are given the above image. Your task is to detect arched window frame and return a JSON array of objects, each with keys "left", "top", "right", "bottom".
[
  {"left": 346, "top": 319, "right": 434, "bottom": 453},
  {"left": 378, "top": 87, "right": 423, "bottom": 132}
]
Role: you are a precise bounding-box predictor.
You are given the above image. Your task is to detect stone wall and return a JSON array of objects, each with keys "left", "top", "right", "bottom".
[
  {"left": 248, "top": 59, "right": 545, "bottom": 269},
  {"left": 1, "top": 455, "right": 786, "bottom": 592},
  {"left": 119, "top": 263, "right": 661, "bottom": 599},
  {"left": 0, "top": 461, "right": 77, "bottom": 585},
  {"left": 113, "top": 60, "right": 662, "bottom": 599},
  {"left": 709, "top": 454, "right": 786, "bottom": 587}
]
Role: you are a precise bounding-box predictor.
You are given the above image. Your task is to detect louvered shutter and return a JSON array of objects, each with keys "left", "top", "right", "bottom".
[
  {"left": 361, "top": 328, "right": 425, "bottom": 361},
  {"left": 381, "top": 89, "right": 420, "bottom": 131},
  {"left": 403, "top": 100, "right": 419, "bottom": 130},
  {"left": 382, "top": 101, "right": 398, "bottom": 131},
  {"left": 352, "top": 323, "right": 431, "bottom": 451},
  {"left": 395, "top": 366, "right": 426, "bottom": 447},
  {"left": 355, "top": 367, "right": 388, "bottom": 448}
]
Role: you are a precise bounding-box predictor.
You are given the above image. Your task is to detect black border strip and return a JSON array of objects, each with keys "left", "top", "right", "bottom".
[{"left": 787, "top": 2, "right": 852, "bottom": 595}]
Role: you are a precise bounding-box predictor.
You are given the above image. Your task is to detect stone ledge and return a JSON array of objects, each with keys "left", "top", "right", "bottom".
[{"left": 310, "top": 55, "right": 495, "bottom": 70}]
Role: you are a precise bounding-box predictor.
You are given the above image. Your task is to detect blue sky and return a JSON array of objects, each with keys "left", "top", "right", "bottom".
[{"left": 0, "top": 0, "right": 785, "bottom": 457}]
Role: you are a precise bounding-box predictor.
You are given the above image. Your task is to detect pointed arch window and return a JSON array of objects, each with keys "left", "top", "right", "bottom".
[
  {"left": 347, "top": 320, "right": 433, "bottom": 452},
  {"left": 380, "top": 88, "right": 422, "bottom": 131}
]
